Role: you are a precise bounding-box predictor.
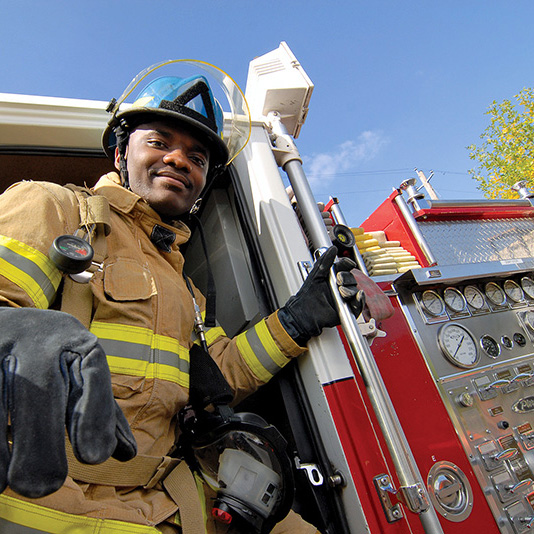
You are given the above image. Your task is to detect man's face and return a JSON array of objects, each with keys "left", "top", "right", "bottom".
[{"left": 116, "top": 120, "right": 210, "bottom": 218}]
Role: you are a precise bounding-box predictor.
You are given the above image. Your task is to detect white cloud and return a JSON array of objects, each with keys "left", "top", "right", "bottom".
[{"left": 304, "top": 130, "right": 388, "bottom": 186}]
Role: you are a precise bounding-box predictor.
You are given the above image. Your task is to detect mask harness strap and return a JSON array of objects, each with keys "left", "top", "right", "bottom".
[{"left": 186, "top": 214, "right": 216, "bottom": 328}]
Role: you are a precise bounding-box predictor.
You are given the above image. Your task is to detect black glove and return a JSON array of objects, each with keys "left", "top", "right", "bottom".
[
  {"left": 0, "top": 308, "right": 137, "bottom": 498},
  {"left": 278, "top": 247, "right": 365, "bottom": 346}
]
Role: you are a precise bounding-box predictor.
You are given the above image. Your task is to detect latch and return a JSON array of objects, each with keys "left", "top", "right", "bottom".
[
  {"left": 373, "top": 474, "right": 404, "bottom": 522},
  {"left": 294, "top": 457, "right": 324, "bottom": 486},
  {"left": 357, "top": 316, "right": 386, "bottom": 346}
]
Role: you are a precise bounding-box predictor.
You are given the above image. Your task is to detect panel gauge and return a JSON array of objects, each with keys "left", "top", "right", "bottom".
[
  {"left": 443, "top": 287, "right": 467, "bottom": 313},
  {"left": 464, "top": 285, "right": 485, "bottom": 310},
  {"left": 503, "top": 279, "right": 525, "bottom": 303},
  {"left": 420, "top": 290, "right": 445, "bottom": 317},
  {"left": 438, "top": 323, "right": 479, "bottom": 368},
  {"left": 480, "top": 335, "right": 501, "bottom": 359},
  {"left": 514, "top": 332, "right": 527, "bottom": 347},
  {"left": 524, "top": 310, "right": 534, "bottom": 331},
  {"left": 484, "top": 282, "right": 506, "bottom": 307},
  {"left": 521, "top": 276, "right": 534, "bottom": 299}
]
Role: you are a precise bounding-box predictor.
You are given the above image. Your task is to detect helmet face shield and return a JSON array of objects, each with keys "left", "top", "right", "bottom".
[
  {"left": 132, "top": 75, "right": 224, "bottom": 137},
  {"left": 103, "top": 60, "right": 251, "bottom": 169}
]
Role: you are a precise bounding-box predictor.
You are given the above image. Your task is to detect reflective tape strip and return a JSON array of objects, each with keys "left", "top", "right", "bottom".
[
  {"left": 0, "top": 235, "right": 61, "bottom": 308},
  {"left": 236, "top": 319, "right": 290, "bottom": 383},
  {"left": 205, "top": 325, "right": 225, "bottom": 345},
  {"left": 90, "top": 322, "right": 190, "bottom": 387},
  {"left": 0, "top": 494, "right": 159, "bottom": 534}
]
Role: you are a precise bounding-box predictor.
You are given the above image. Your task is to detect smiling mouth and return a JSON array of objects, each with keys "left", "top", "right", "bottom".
[{"left": 153, "top": 170, "right": 191, "bottom": 189}]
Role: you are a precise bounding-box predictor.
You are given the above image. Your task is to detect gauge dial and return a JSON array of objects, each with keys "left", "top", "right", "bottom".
[
  {"left": 443, "top": 287, "right": 467, "bottom": 313},
  {"left": 464, "top": 285, "right": 485, "bottom": 310},
  {"left": 524, "top": 310, "right": 534, "bottom": 330},
  {"left": 501, "top": 335, "right": 513, "bottom": 350},
  {"left": 514, "top": 332, "right": 527, "bottom": 347},
  {"left": 521, "top": 276, "right": 534, "bottom": 299},
  {"left": 480, "top": 335, "right": 501, "bottom": 359},
  {"left": 504, "top": 279, "right": 525, "bottom": 303},
  {"left": 421, "top": 290, "right": 445, "bottom": 316},
  {"left": 485, "top": 282, "right": 506, "bottom": 307},
  {"left": 438, "top": 323, "right": 479, "bottom": 368}
]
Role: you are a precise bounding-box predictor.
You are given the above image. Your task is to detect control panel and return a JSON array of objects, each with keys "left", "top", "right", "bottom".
[{"left": 395, "top": 264, "right": 534, "bottom": 533}]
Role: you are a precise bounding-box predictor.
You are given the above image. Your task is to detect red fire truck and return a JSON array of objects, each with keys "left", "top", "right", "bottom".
[{"left": 1, "top": 42, "right": 534, "bottom": 534}]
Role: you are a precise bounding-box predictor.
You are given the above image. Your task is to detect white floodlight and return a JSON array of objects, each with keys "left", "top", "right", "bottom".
[{"left": 245, "top": 42, "right": 314, "bottom": 138}]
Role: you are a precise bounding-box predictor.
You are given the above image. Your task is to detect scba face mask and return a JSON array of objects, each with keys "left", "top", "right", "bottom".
[{"left": 178, "top": 406, "right": 295, "bottom": 534}]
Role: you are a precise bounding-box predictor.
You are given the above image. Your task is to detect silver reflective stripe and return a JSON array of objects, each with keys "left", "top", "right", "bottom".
[
  {"left": 0, "top": 517, "right": 48, "bottom": 534},
  {"left": 244, "top": 327, "right": 284, "bottom": 376},
  {"left": 0, "top": 245, "right": 57, "bottom": 305},
  {"left": 98, "top": 338, "right": 189, "bottom": 373}
]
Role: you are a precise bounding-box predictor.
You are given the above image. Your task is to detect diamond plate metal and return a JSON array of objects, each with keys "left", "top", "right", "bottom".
[{"left": 418, "top": 218, "right": 534, "bottom": 265}]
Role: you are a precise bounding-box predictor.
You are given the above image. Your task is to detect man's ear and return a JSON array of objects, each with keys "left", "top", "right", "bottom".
[{"left": 114, "top": 146, "right": 127, "bottom": 171}]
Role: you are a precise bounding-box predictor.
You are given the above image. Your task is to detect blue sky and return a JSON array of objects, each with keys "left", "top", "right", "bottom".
[{"left": 2, "top": 1, "right": 534, "bottom": 224}]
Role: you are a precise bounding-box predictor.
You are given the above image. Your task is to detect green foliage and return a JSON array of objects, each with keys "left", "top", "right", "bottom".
[{"left": 468, "top": 88, "right": 534, "bottom": 199}]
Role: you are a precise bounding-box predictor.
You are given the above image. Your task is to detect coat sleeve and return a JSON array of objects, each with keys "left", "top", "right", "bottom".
[
  {"left": 0, "top": 181, "right": 77, "bottom": 309},
  {"left": 190, "top": 285, "right": 307, "bottom": 404}
]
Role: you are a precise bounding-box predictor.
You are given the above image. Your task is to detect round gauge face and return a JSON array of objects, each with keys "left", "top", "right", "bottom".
[
  {"left": 443, "top": 287, "right": 467, "bottom": 313},
  {"left": 504, "top": 279, "right": 525, "bottom": 303},
  {"left": 524, "top": 310, "right": 534, "bottom": 330},
  {"left": 464, "top": 285, "right": 485, "bottom": 310},
  {"left": 421, "top": 290, "right": 445, "bottom": 316},
  {"left": 514, "top": 332, "right": 527, "bottom": 347},
  {"left": 55, "top": 235, "right": 93, "bottom": 260},
  {"left": 480, "top": 335, "right": 501, "bottom": 359},
  {"left": 521, "top": 276, "right": 534, "bottom": 299},
  {"left": 438, "top": 324, "right": 479, "bottom": 368},
  {"left": 501, "top": 335, "right": 513, "bottom": 350},
  {"left": 485, "top": 282, "right": 506, "bottom": 306}
]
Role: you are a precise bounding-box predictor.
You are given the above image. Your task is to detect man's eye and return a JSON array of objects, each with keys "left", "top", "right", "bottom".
[
  {"left": 191, "top": 156, "right": 207, "bottom": 168},
  {"left": 148, "top": 139, "right": 166, "bottom": 148}
]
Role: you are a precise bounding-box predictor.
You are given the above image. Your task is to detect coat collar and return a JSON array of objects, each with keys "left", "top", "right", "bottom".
[{"left": 94, "top": 172, "right": 191, "bottom": 243}]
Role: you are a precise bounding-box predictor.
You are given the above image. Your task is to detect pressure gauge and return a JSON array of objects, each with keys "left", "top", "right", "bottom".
[
  {"left": 503, "top": 279, "right": 525, "bottom": 303},
  {"left": 521, "top": 276, "right": 534, "bottom": 299},
  {"left": 480, "top": 335, "right": 501, "bottom": 359},
  {"left": 49, "top": 235, "right": 94, "bottom": 274},
  {"left": 514, "top": 332, "right": 527, "bottom": 347},
  {"left": 464, "top": 285, "right": 485, "bottom": 310},
  {"left": 501, "top": 335, "right": 513, "bottom": 350},
  {"left": 524, "top": 310, "right": 534, "bottom": 331},
  {"left": 438, "top": 323, "right": 479, "bottom": 368},
  {"left": 484, "top": 282, "right": 506, "bottom": 307},
  {"left": 443, "top": 287, "right": 467, "bottom": 313},
  {"left": 421, "top": 290, "right": 445, "bottom": 316}
]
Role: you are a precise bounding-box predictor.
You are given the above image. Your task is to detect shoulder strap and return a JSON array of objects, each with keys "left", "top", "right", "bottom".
[{"left": 60, "top": 185, "right": 111, "bottom": 328}]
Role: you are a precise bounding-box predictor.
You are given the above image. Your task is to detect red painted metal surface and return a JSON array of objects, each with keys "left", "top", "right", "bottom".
[
  {"left": 323, "top": 294, "right": 500, "bottom": 532},
  {"left": 359, "top": 191, "right": 431, "bottom": 267},
  {"left": 413, "top": 205, "right": 534, "bottom": 222}
]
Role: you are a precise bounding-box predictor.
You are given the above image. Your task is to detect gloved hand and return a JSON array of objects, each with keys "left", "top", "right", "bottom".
[
  {"left": 0, "top": 308, "right": 137, "bottom": 498},
  {"left": 278, "top": 247, "right": 365, "bottom": 346}
]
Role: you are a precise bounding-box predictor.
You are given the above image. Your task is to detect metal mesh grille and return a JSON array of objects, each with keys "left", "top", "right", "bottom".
[{"left": 418, "top": 218, "right": 534, "bottom": 265}]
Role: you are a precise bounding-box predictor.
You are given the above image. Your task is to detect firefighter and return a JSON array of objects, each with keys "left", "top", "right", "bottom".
[{"left": 0, "top": 64, "right": 370, "bottom": 534}]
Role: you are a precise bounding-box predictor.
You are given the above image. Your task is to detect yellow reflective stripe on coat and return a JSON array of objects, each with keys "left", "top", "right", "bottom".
[
  {"left": 90, "top": 321, "right": 190, "bottom": 388},
  {"left": 0, "top": 235, "right": 61, "bottom": 308},
  {"left": 236, "top": 319, "right": 290, "bottom": 383},
  {"left": 205, "top": 325, "right": 225, "bottom": 345},
  {"left": 0, "top": 494, "right": 159, "bottom": 534}
]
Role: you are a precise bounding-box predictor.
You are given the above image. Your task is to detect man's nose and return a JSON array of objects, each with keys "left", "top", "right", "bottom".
[{"left": 163, "top": 149, "right": 192, "bottom": 171}]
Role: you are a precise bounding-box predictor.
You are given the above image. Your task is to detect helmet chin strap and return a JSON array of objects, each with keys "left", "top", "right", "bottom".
[
  {"left": 189, "top": 198, "right": 202, "bottom": 215},
  {"left": 115, "top": 121, "right": 131, "bottom": 189}
]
